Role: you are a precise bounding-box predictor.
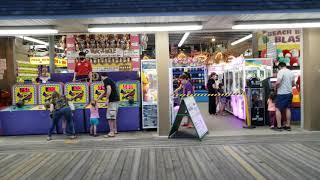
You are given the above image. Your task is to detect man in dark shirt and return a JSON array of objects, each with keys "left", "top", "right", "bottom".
[
  {"left": 99, "top": 74, "right": 120, "bottom": 137},
  {"left": 207, "top": 72, "right": 217, "bottom": 115}
]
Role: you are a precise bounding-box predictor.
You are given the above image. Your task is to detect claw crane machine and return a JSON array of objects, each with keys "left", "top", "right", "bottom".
[{"left": 223, "top": 57, "right": 273, "bottom": 122}]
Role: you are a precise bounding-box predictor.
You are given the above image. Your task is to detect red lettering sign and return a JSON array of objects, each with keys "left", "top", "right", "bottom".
[
  {"left": 45, "top": 87, "right": 56, "bottom": 92},
  {"left": 72, "top": 86, "right": 82, "bottom": 91},
  {"left": 19, "top": 88, "right": 30, "bottom": 92}
]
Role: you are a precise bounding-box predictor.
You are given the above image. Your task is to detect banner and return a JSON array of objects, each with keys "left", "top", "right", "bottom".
[{"left": 258, "top": 29, "right": 302, "bottom": 67}]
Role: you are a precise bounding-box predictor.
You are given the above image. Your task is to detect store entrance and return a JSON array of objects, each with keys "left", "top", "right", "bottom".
[{"left": 168, "top": 31, "right": 302, "bottom": 135}]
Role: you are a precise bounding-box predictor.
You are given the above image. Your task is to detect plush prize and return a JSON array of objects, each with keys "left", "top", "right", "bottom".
[{"left": 290, "top": 49, "right": 300, "bottom": 66}]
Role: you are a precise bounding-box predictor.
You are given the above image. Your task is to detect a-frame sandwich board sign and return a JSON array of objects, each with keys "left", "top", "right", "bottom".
[{"left": 169, "top": 96, "right": 209, "bottom": 140}]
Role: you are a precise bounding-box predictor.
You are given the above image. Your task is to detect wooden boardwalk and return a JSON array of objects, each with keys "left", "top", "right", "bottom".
[{"left": 0, "top": 133, "right": 320, "bottom": 180}]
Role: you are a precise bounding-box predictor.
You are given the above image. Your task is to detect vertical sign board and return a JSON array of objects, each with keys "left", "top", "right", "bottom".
[{"left": 169, "top": 97, "right": 209, "bottom": 140}]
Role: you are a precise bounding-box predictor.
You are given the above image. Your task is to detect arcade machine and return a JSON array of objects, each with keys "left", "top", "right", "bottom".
[
  {"left": 223, "top": 58, "right": 273, "bottom": 122},
  {"left": 171, "top": 66, "right": 208, "bottom": 102}
]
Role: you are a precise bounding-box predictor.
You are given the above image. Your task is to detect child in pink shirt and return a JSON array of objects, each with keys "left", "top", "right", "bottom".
[
  {"left": 89, "top": 100, "right": 99, "bottom": 136},
  {"left": 267, "top": 92, "right": 276, "bottom": 129}
]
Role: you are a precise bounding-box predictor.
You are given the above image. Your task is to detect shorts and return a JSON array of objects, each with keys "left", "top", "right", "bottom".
[
  {"left": 90, "top": 118, "right": 99, "bottom": 125},
  {"left": 107, "top": 102, "right": 119, "bottom": 120},
  {"left": 276, "top": 94, "right": 293, "bottom": 111}
]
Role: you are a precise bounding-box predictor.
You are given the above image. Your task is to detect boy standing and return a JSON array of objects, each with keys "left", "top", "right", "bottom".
[{"left": 99, "top": 75, "right": 120, "bottom": 137}]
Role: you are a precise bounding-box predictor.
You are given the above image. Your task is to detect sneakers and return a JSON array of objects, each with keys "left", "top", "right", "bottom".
[
  {"left": 104, "top": 132, "right": 115, "bottom": 138},
  {"left": 47, "top": 136, "right": 52, "bottom": 141},
  {"left": 273, "top": 127, "right": 283, "bottom": 131},
  {"left": 283, "top": 126, "right": 292, "bottom": 131}
]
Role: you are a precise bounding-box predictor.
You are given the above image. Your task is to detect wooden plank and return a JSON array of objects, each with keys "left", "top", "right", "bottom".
[
  {"left": 280, "top": 144, "right": 320, "bottom": 170},
  {"left": 63, "top": 151, "right": 93, "bottom": 180},
  {"left": 16, "top": 153, "right": 57, "bottom": 180},
  {"left": 233, "top": 145, "right": 285, "bottom": 180},
  {"left": 110, "top": 150, "right": 128, "bottom": 180},
  {"left": 146, "top": 148, "right": 156, "bottom": 180},
  {"left": 92, "top": 150, "right": 113, "bottom": 180},
  {"left": 223, "top": 146, "right": 266, "bottom": 180},
  {"left": 137, "top": 149, "right": 149, "bottom": 180},
  {"left": 54, "top": 151, "right": 86, "bottom": 179},
  {"left": 169, "top": 148, "right": 187, "bottom": 180},
  {"left": 203, "top": 146, "right": 234, "bottom": 180},
  {"left": 0, "top": 153, "right": 38, "bottom": 178},
  {"left": 286, "top": 144, "right": 320, "bottom": 164},
  {"left": 182, "top": 147, "right": 205, "bottom": 180},
  {"left": 254, "top": 144, "right": 310, "bottom": 180},
  {"left": 101, "top": 149, "right": 121, "bottom": 179},
  {"left": 70, "top": 150, "right": 100, "bottom": 180},
  {"left": 26, "top": 152, "right": 68, "bottom": 180},
  {"left": 176, "top": 148, "right": 195, "bottom": 180},
  {"left": 189, "top": 147, "right": 213, "bottom": 180},
  {"left": 163, "top": 148, "right": 176, "bottom": 180},
  {"left": 82, "top": 150, "right": 106, "bottom": 180},
  {"left": 46, "top": 152, "right": 79, "bottom": 179},
  {"left": 1, "top": 153, "right": 46, "bottom": 180},
  {"left": 197, "top": 147, "right": 224, "bottom": 180},
  {"left": 120, "top": 149, "right": 135, "bottom": 180},
  {"left": 292, "top": 143, "right": 320, "bottom": 158},
  {"left": 269, "top": 144, "right": 320, "bottom": 177},
  {"left": 155, "top": 148, "right": 166, "bottom": 180},
  {"left": 129, "top": 149, "right": 142, "bottom": 180},
  {"left": 0, "top": 154, "right": 26, "bottom": 170}
]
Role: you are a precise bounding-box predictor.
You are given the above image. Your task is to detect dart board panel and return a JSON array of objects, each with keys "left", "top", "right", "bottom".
[
  {"left": 38, "top": 83, "right": 63, "bottom": 105},
  {"left": 12, "top": 84, "right": 38, "bottom": 105},
  {"left": 90, "top": 82, "right": 106, "bottom": 103},
  {"left": 64, "top": 82, "right": 89, "bottom": 104}
]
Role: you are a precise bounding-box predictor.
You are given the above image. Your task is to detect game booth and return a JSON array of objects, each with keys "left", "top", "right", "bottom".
[{"left": 0, "top": 34, "right": 147, "bottom": 136}]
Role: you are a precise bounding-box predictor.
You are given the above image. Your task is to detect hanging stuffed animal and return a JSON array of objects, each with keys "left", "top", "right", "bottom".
[{"left": 290, "top": 49, "right": 300, "bottom": 67}]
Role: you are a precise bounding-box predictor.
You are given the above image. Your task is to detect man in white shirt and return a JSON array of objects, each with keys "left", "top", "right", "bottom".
[{"left": 275, "top": 62, "right": 295, "bottom": 131}]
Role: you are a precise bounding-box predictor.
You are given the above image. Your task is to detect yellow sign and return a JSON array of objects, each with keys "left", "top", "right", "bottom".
[
  {"left": 30, "top": 57, "right": 50, "bottom": 65},
  {"left": 13, "top": 85, "right": 37, "bottom": 105},
  {"left": 29, "top": 57, "right": 67, "bottom": 67},
  {"left": 54, "top": 57, "right": 67, "bottom": 67},
  {"left": 39, "top": 84, "right": 62, "bottom": 104},
  {"left": 65, "top": 83, "right": 89, "bottom": 104},
  {"left": 118, "top": 82, "right": 139, "bottom": 102},
  {"left": 91, "top": 82, "right": 106, "bottom": 103}
]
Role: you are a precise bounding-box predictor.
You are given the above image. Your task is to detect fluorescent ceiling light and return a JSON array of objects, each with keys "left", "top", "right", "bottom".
[
  {"left": 231, "top": 34, "right": 252, "bottom": 46},
  {"left": 17, "top": 36, "right": 64, "bottom": 50},
  {"left": 211, "top": 38, "right": 216, "bottom": 42},
  {"left": 233, "top": 21, "right": 320, "bottom": 30},
  {"left": 178, "top": 32, "right": 190, "bottom": 47},
  {"left": 0, "top": 26, "right": 58, "bottom": 35},
  {"left": 88, "top": 23, "right": 202, "bottom": 33},
  {"left": 18, "top": 36, "right": 49, "bottom": 46}
]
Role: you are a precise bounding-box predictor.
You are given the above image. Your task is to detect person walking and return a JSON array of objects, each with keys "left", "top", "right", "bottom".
[
  {"left": 275, "top": 62, "right": 295, "bottom": 131},
  {"left": 207, "top": 72, "right": 218, "bottom": 115}
]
